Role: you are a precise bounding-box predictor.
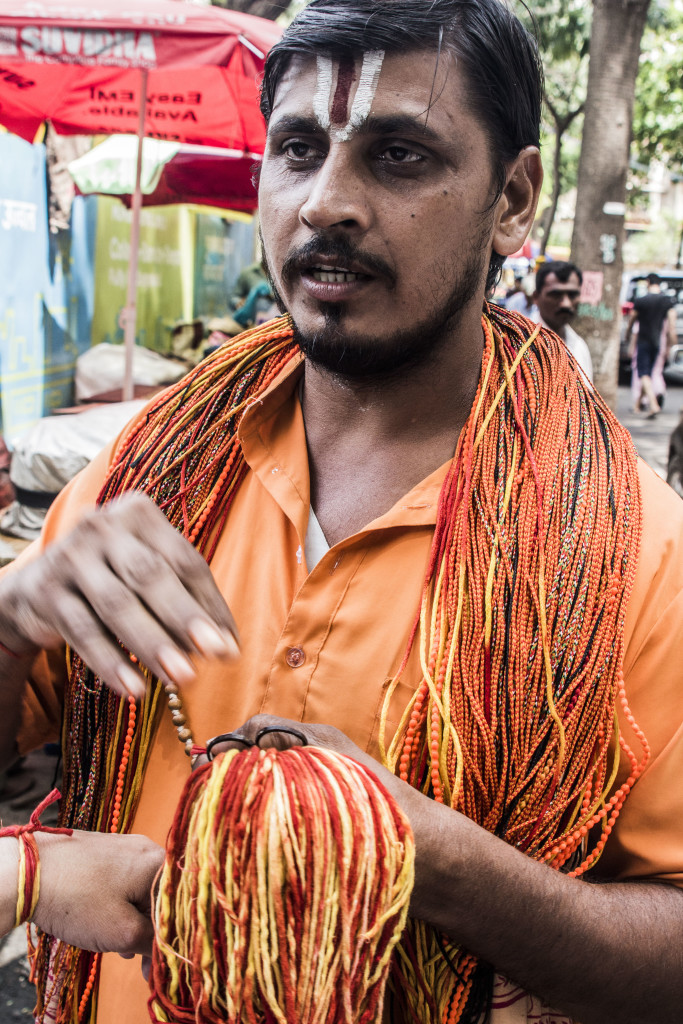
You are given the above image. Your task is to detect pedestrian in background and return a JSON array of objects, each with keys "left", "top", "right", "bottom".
[
  {"left": 626, "top": 273, "right": 676, "bottom": 418},
  {"left": 531, "top": 261, "right": 593, "bottom": 383}
]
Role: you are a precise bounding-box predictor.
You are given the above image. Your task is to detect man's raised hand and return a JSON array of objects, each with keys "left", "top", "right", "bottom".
[{"left": 0, "top": 492, "right": 239, "bottom": 699}]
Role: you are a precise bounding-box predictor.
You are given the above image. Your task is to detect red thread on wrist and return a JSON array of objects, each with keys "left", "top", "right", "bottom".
[{"left": 0, "top": 789, "right": 73, "bottom": 926}]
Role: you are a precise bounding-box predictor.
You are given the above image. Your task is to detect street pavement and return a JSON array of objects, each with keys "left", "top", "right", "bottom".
[
  {"left": 0, "top": 383, "right": 681, "bottom": 1018},
  {"left": 616, "top": 381, "right": 683, "bottom": 481}
]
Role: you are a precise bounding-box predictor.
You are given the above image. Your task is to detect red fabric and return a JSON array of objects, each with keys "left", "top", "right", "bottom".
[
  {"left": 0, "top": 0, "right": 281, "bottom": 150},
  {"left": 116, "top": 149, "right": 260, "bottom": 212}
]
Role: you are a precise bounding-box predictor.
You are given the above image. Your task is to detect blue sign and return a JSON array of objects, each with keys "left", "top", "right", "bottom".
[
  {"left": 0, "top": 136, "right": 96, "bottom": 440},
  {"left": 0, "top": 133, "right": 49, "bottom": 439}
]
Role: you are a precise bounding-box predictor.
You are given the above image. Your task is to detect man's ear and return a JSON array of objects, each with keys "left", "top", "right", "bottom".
[{"left": 492, "top": 147, "right": 543, "bottom": 258}]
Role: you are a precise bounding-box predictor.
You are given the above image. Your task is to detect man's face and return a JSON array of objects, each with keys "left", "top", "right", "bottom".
[
  {"left": 257, "top": 49, "right": 503, "bottom": 378},
  {"left": 534, "top": 271, "right": 581, "bottom": 334}
]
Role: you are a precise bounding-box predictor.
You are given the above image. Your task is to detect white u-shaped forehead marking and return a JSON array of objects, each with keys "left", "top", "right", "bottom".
[
  {"left": 313, "top": 51, "right": 385, "bottom": 140},
  {"left": 313, "top": 55, "right": 334, "bottom": 131}
]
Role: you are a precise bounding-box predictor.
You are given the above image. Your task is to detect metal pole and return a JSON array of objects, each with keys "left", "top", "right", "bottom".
[{"left": 122, "top": 69, "right": 148, "bottom": 402}]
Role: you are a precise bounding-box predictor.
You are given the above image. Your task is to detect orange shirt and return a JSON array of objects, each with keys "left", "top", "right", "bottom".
[{"left": 11, "top": 353, "right": 683, "bottom": 1024}]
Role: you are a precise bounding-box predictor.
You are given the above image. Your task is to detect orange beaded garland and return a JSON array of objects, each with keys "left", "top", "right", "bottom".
[{"left": 32, "top": 310, "right": 647, "bottom": 1024}]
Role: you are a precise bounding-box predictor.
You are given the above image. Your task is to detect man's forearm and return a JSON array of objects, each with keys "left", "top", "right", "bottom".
[{"left": 410, "top": 793, "right": 683, "bottom": 1024}]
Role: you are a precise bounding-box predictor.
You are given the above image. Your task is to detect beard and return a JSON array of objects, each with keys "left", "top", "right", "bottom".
[{"left": 260, "top": 228, "right": 489, "bottom": 383}]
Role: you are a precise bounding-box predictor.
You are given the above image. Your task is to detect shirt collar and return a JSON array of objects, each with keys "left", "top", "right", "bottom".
[{"left": 237, "top": 348, "right": 447, "bottom": 534}]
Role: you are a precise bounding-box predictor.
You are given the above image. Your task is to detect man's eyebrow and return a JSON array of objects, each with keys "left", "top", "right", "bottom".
[
  {"left": 267, "top": 112, "right": 444, "bottom": 144},
  {"left": 268, "top": 114, "right": 325, "bottom": 136},
  {"left": 361, "top": 114, "right": 444, "bottom": 144}
]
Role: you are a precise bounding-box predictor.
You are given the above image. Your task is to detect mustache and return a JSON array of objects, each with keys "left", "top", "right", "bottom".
[{"left": 280, "top": 235, "right": 396, "bottom": 289}]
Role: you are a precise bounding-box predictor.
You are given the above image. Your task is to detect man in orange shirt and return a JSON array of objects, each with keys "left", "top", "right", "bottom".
[{"left": 1, "top": 1, "right": 683, "bottom": 1023}]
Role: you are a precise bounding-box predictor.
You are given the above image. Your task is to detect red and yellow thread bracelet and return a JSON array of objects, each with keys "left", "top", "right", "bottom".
[{"left": 0, "top": 789, "right": 73, "bottom": 927}]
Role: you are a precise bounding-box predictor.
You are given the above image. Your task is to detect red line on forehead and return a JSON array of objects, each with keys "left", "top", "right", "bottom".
[{"left": 330, "top": 55, "right": 356, "bottom": 125}]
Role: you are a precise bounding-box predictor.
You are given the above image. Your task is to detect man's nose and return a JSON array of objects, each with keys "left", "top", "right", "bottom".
[{"left": 299, "top": 146, "right": 371, "bottom": 233}]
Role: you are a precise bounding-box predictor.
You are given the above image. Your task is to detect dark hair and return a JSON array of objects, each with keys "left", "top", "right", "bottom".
[
  {"left": 260, "top": 0, "right": 543, "bottom": 293},
  {"left": 647, "top": 272, "right": 661, "bottom": 286},
  {"left": 535, "top": 260, "right": 583, "bottom": 293}
]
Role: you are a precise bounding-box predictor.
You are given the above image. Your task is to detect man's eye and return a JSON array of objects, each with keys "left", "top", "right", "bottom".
[
  {"left": 282, "top": 140, "right": 320, "bottom": 161},
  {"left": 379, "top": 146, "right": 423, "bottom": 164}
]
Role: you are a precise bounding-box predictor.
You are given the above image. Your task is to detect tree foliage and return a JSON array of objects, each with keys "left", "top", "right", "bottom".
[
  {"left": 632, "top": 0, "right": 683, "bottom": 166},
  {"left": 513, "top": 0, "right": 591, "bottom": 250}
]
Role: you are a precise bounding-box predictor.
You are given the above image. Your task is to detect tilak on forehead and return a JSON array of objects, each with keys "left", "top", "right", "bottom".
[{"left": 313, "top": 51, "right": 385, "bottom": 141}]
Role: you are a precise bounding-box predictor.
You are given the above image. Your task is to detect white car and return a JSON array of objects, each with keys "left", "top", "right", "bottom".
[{"left": 664, "top": 344, "right": 683, "bottom": 386}]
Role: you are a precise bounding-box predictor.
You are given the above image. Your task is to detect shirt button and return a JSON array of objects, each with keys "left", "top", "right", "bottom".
[{"left": 285, "top": 646, "right": 306, "bottom": 668}]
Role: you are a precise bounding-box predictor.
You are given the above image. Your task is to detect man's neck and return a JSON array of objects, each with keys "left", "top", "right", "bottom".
[{"left": 299, "top": 309, "right": 485, "bottom": 546}]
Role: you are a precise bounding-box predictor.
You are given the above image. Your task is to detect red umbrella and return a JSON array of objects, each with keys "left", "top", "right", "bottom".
[
  {"left": 126, "top": 147, "right": 259, "bottom": 211},
  {"left": 0, "top": 0, "right": 279, "bottom": 149},
  {"left": 70, "top": 136, "right": 260, "bottom": 213},
  {"left": 0, "top": 0, "right": 280, "bottom": 395}
]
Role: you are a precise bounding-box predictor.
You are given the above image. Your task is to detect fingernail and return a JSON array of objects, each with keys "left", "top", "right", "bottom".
[
  {"left": 117, "top": 664, "right": 146, "bottom": 700},
  {"left": 158, "top": 645, "right": 196, "bottom": 685},
  {"left": 190, "top": 619, "right": 239, "bottom": 660}
]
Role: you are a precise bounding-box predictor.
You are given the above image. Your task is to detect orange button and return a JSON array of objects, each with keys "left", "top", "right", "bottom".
[{"left": 286, "top": 646, "right": 306, "bottom": 668}]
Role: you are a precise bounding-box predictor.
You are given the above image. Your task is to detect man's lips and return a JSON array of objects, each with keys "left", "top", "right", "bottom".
[
  {"left": 304, "top": 264, "right": 371, "bottom": 284},
  {"left": 299, "top": 267, "right": 373, "bottom": 303},
  {"left": 280, "top": 239, "right": 396, "bottom": 297},
  {"left": 295, "top": 258, "right": 376, "bottom": 301}
]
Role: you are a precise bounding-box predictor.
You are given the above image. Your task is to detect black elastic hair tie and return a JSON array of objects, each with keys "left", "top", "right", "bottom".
[
  {"left": 205, "top": 732, "right": 254, "bottom": 761},
  {"left": 254, "top": 726, "right": 309, "bottom": 748}
]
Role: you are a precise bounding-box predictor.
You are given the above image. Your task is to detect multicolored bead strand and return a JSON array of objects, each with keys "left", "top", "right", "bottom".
[{"left": 31, "top": 310, "right": 646, "bottom": 1024}]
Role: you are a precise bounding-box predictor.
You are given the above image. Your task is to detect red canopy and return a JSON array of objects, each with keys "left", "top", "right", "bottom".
[
  {"left": 72, "top": 140, "right": 260, "bottom": 213},
  {"left": 124, "top": 149, "right": 259, "bottom": 212},
  {"left": 0, "top": 0, "right": 281, "bottom": 151}
]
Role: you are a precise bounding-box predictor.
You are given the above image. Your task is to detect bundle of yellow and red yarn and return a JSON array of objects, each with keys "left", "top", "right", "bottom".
[{"left": 148, "top": 745, "right": 415, "bottom": 1024}]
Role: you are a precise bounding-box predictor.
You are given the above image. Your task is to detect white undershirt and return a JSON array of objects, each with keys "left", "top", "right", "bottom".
[
  {"left": 305, "top": 505, "right": 330, "bottom": 571},
  {"left": 299, "top": 376, "right": 332, "bottom": 571}
]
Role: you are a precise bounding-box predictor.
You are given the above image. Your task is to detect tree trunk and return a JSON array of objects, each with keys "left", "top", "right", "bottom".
[{"left": 570, "top": 0, "right": 650, "bottom": 408}]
